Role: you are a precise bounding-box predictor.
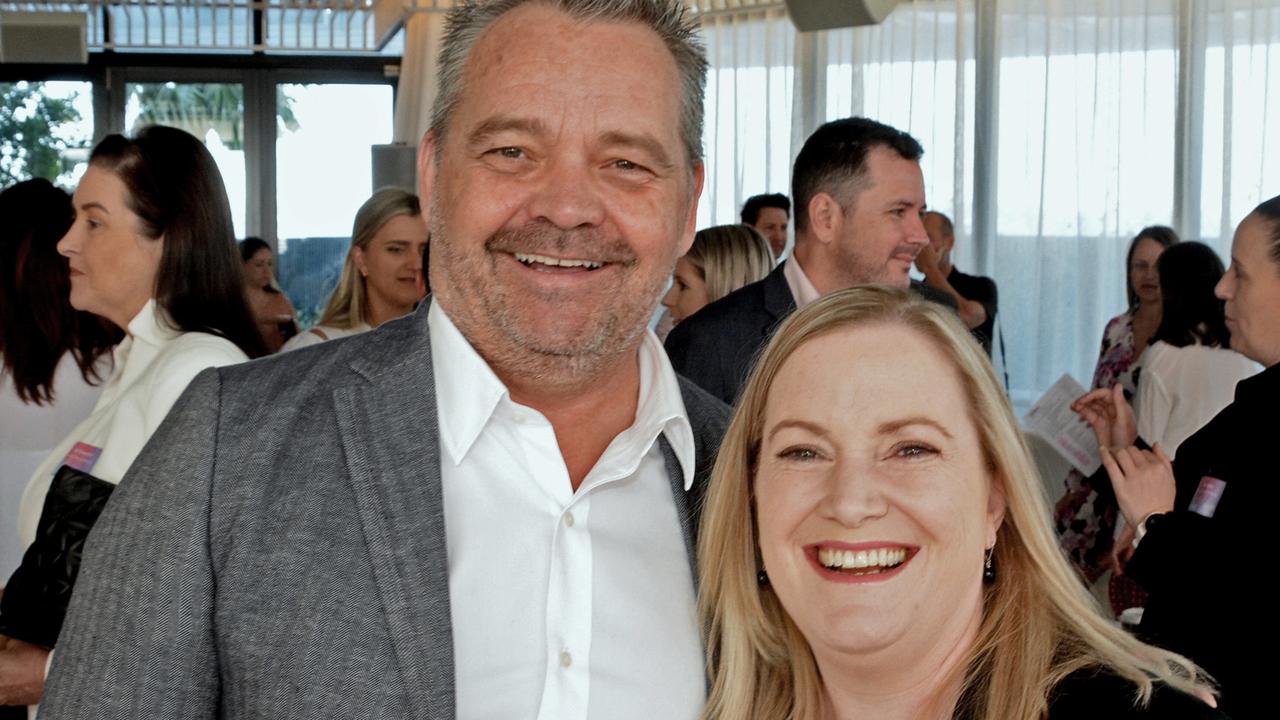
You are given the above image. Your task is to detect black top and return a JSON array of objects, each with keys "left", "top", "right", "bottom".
[
  {"left": 1125, "top": 362, "right": 1279, "bottom": 719},
  {"left": 1045, "top": 670, "right": 1228, "bottom": 719},
  {"left": 946, "top": 266, "right": 998, "bottom": 355}
]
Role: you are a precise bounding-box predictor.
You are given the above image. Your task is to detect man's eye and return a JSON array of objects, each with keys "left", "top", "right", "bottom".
[
  {"left": 494, "top": 147, "right": 524, "bottom": 159},
  {"left": 613, "top": 159, "right": 646, "bottom": 172}
]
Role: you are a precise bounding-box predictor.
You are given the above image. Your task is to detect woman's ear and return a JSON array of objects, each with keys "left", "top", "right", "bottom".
[
  {"left": 352, "top": 246, "right": 368, "bottom": 278},
  {"left": 985, "top": 474, "right": 1008, "bottom": 548}
]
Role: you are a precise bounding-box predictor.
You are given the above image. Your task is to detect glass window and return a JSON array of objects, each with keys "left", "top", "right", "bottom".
[
  {"left": 125, "top": 82, "right": 248, "bottom": 236},
  {"left": 0, "top": 80, "right": 93, "bottom": 190},
  {"left": 275, "top": 83, "right": 393, "bottom": 327}
]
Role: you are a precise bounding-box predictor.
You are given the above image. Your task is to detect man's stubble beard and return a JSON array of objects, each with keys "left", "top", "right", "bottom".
[{"left": 428, "top": 206, "right": 674, "bottom": 389}]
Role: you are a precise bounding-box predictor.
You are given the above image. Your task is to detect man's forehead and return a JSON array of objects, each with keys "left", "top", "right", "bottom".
[{"left": 450, "top": 6, "right": 683, "bottom": 138}]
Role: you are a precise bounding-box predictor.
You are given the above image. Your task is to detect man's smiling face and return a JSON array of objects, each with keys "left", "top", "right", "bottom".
[{"left": 423, "top": 4, "right": 702, "bottom": 378}]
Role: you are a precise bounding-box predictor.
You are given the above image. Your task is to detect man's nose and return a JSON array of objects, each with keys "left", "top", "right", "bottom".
[{"left": 527, "top": 156, "right": 607, "bottom": 231}]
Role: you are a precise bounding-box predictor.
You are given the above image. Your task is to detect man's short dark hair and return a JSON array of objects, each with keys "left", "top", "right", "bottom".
[
  {"left": 791, "top": 117, "right": 924, "bottom": 234},
  {"left": 740, "top": 193, "right": 791, "bottom": 225}
]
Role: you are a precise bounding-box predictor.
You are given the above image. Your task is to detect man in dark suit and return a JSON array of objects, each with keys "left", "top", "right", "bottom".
[
  {"left": 666, "top": 117, "right": 934, "bottom": 404},
  {"left": 38, "top": 2, "right": 729, "bottom": 719}
]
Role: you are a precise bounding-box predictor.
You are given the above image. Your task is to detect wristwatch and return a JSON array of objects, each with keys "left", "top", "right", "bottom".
[{"left": 1132, "top": 511, "right": 1168, "bottom": 549}]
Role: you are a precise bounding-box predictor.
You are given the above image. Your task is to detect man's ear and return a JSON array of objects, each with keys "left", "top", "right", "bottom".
[
  {"left": 417, "top": 130, "right": 439, "bottom": 217},
  {"left": 806, "top": 192, "right": 843, "bottom": 247},
  {"left": 678, "top": 163, "right": 706, "bottom": 257}
]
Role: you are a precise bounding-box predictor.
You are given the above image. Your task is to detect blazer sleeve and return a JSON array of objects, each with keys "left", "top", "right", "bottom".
[{"left": 39, "top": 368, "right": 225, "bottom": 719}]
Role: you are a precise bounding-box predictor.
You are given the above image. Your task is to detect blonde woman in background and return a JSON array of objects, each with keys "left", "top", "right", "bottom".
[
  {"left": 662, "top": 224, "right": 774, "bottom": 325},
  {"left": 697, "top": 286, "right": 1221, "bottom": 720},
  {"left": 282, "top": 188, "right": 428, "bottom": 351}
]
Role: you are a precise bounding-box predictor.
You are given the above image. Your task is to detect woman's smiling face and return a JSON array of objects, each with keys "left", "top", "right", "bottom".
[{"left": 753, "top": 322, "right": 1005, "bottom": 669}]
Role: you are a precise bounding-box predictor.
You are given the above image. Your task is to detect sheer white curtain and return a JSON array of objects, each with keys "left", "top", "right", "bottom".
[
  {"left": 811, "top": 0, "right": 976, "bottom": 268},
  {"left": 992, "top": 0, "right": 1182, "bottom": 409},
  {"left": 694, "top": 0, "right": 1279, "bottom": 410},
  {"left": 694, "top": 3, "right": 796, "bottom": 231}
]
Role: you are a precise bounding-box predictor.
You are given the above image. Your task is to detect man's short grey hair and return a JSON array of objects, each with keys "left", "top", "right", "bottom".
[{"left": 430, "top": 0, "right": 708, "bottom": 169}]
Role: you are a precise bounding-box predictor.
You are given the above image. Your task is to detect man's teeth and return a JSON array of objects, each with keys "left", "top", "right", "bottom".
[
  {"left": 515, "top": 252, "right": 603, "bottom": 270},
  {"left": 817, "top": 547, "right": 908, "bottom": 573}
]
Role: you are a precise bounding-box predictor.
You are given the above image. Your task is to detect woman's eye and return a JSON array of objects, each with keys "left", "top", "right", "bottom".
[
  {"left": 778, "top": 446, "right": 821, "bottom": 461},
  {"left": 894, "top": 443, "right": 937, "bottom": 459}
]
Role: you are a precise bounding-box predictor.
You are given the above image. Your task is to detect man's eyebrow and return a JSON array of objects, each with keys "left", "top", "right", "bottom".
[
  {"left": 876, "top": 416, "right": 954, "bottom": 439},
  {"left": 765, "top": 418, "right": 831, "bottom": 442},
  {"left": 466, "top": 116, "right": 549, "bottom": 146},
  {"left": 599, "top": 130, "right": 675, "bottom": 171}
]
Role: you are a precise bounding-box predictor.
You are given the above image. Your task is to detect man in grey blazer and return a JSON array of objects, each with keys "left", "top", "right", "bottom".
[
  {"left": 665, "top": 117, "right": 943, "bottom": 405},
  {"left": 39, "top": 1, "right": 728, "bottom": 718}
]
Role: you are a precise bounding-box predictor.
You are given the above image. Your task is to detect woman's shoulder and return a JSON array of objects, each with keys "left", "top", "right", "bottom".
[
  {"left": 153, "top": 331, "right": 249, "bottom": 373},
  {"left": 1047, "top": 670, "right": 1227, "bottom": 720},
  {"left": 1102, "top": 311, "right": 1134, "bottom": 336}
]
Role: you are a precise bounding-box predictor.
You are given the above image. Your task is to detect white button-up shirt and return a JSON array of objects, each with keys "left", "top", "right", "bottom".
[{"left": 428, "top": 301, "right": 705, "bottom": 720}]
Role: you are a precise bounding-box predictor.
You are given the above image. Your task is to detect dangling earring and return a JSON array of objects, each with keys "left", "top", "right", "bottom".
[
  {"left": 983, "top": 546, "right": 996, "bottom": 585},
  {"left": 757, "top": 569, "right": 770, "bottom": 587}
]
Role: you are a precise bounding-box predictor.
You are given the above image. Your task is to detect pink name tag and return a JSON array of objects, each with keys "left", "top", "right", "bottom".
[
  {"left": 63, "top": 442, "right": 102, "bottom": 474},
  {"left": 1189, "top": 475, "right": 1226, "bottom": 518}
]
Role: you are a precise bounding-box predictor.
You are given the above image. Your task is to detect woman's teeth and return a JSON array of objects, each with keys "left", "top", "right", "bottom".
[{"left": 817, "top": 547, "right": 908, "bottom": 575}]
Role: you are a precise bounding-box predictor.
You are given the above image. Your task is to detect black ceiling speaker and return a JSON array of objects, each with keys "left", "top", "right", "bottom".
[{"left": 785, "top": 0, "right": 900, "bottom": 32}]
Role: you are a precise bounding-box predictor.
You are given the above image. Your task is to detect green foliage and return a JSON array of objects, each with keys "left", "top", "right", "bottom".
[
  {"left": 0, "top": 81, "right": 88, "bottom": 190},
  {"left": 129, "top": 83, "right": 300, "bottom": 150}
]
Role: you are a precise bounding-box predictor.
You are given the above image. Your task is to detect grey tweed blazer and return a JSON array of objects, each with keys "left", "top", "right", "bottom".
[{"left": 39, "top": 304, "right": 730, "bottom": 719}]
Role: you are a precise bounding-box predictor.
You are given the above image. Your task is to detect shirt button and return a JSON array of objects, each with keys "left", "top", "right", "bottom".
[
  {"left": 563, "top": 512, "right": 575, "bottom": 528},
  {"left": 559, "top": 650, "right": 573, "bottom": 668}
]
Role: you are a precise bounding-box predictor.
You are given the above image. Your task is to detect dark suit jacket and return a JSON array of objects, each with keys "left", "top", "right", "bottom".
[
  {"left": 665, "top": 261, "right": 958, "bottom": 405},
  {"left": 664, "top": 262, "right": 796, "bottom": 406},
  {"left": 39, "top": 305, "right": 731, "bottom": 719}
]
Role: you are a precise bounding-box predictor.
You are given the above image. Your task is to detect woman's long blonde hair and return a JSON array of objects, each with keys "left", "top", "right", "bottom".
[
  {"left": 317, "top": 187, "right": 420, "bottom": 329},
  {"left": 697, "top": 286, "right": 1209, "bottom": 720}
]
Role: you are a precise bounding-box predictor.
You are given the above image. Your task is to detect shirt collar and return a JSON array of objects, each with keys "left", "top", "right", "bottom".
[
  {"left": 634, "top": 328, "right": 697, "bottom": 490},
  {"left": 428, "top": 300, "right": 509, "bottom": 465},
  {"left": 782, "top": 256, "right": 823, "bottom": 308},
  {"left": 126, "top": 298, "right": 183, "bottom": 346},
  {"left": 427, "top": 300, "right": 696, "bottom": 490}
]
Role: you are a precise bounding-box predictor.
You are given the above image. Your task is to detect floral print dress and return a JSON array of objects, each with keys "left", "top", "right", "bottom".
[{"left": 1055, "top": 312, "right": 1142, "bottom": 587}]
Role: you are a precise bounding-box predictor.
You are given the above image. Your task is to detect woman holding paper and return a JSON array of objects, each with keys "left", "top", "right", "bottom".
[
  {"left": 1055, "top": 227, "right": 1179, "bottom": 600},
  {"left": 1075, "top": 195, "right": 1280, "bottom": 717}
]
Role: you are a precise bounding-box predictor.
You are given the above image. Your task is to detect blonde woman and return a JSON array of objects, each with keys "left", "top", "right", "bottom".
[
  {"left": 282, "top": 188, "right": 427, "bottom": 351},
  {"left": 662, "top": 224, "right": 774, "bottom": 324},
  {"left": 697, "top": 286, "right": 1221, "bottom": 719}
]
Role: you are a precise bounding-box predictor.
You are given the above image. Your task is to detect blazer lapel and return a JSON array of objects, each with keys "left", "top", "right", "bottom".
[
  {"left": 332, "top": 314, "right": 455, "bottom": 718},
  {"left": 762, "top": 262, "right": 798, "bottom": 323}
]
